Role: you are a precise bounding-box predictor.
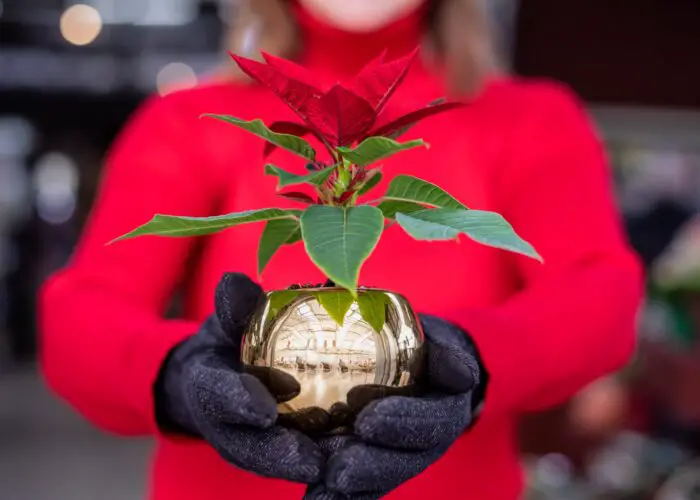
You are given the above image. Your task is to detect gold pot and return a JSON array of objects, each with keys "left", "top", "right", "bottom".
[{"left": 242, "top": 287, "right": 424, "bottom": 413}]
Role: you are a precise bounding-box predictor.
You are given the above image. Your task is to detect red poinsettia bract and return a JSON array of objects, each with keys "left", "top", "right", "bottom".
[{"left": 230, "top": 49, "right": 464, "bottom": 154}]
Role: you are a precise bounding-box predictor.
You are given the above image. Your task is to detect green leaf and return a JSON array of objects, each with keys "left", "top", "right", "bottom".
[
  {"left": 268, "top": 289, "right": 303, "bottom": 319},
  {"left": 358, "top": 291, "right": 386, "bottom": 333},
  {"left": 258, "top": 218, "right": 302, "bottom": 275},
  {"left": 337, "top": 137, "right": 427, "bottom": 167},
  {"left": 378, "top": 200, "right": 425, "bottom": 219},
  {"left": 265, "top": 164, "right": 336, "bottom": 190},
  {"left": 111, "top": 208, "right": 299, "bottom": 242},
  {"left": 384, "top": 174, "right": 467, "bottom": 209},
  {"left": 396, "top": 208, "right": 542, "bottom": 261},
  {"left": 202, "top": 115, "right": 316, "bottom": 161},
  {"left": 300, "top": 205, "right": 384, "bottom": 293},
  {"left": 315, "top": 290, "right": 354, "bottom": 327},
  {"left": 358, "top": 170, "right": 383, "bottom": 195}
]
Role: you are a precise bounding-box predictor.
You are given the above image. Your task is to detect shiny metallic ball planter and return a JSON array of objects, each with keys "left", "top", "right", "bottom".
[{"left": 242, "top": 287, "right": 424, "bottom": 413}]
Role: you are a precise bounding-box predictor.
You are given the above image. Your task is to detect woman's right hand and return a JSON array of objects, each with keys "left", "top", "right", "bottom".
[{"left": 154, "top": 273, "right": 325, "bottom": 484}]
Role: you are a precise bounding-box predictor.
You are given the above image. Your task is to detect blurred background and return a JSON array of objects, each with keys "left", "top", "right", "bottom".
[{"left": 0, "top": 1, "right": 699, "bottom": 499}]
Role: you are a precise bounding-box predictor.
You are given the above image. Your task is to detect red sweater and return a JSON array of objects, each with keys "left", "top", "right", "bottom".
[{"left": 39, "top": 6, "right": 643, "bottom": 500}]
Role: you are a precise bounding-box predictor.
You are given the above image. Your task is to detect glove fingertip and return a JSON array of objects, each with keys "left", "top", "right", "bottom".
[
  {"left": 245, "top": 365, "right": 301, "bottom": 403},
  {"left": 429, "top": 344, "right": 478, "bottom": 393},
  {"left": 419, "top": 314, "right": 480, "bottom": 394},
  {"left": 325, "top": 444, "right": 383, "bottom": 497},
  {"left": 215, "top": 273, "right": 263, "bottom": 334},
  {"left": 237, "top": 373, "right": 280, "bottom": 425},
  {"left": 187, "top": 363, "right": 278, "bottom": 428}
]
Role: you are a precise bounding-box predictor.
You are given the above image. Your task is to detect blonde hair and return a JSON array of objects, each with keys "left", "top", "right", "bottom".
[{"left": 223, "top": 0, "right": 502, "bottom": 96}]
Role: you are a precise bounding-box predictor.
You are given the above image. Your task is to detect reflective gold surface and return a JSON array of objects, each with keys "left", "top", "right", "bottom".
[{"left": 242, "top": 288, "right": 424, "bottom": 412}]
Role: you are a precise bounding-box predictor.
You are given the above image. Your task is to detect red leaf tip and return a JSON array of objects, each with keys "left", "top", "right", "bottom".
[
  {"left": 352, "top": 46, "right": 421, "bottom": 114},
  {"left": 224, "top": 47, "right": 429, "bottom": 148}
]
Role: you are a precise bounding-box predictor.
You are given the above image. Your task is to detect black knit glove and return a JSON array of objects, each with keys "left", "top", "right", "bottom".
[
  {"left": 305, "top": 315, "right": 485, "bottom": 500},
  {"left": 155, "top": 273, "right": 325, "bottom": 485}
]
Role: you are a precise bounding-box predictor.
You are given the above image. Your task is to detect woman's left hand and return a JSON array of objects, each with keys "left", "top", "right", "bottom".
[{"left": 304, "top": 315, "right": 484, "bottom": 500}]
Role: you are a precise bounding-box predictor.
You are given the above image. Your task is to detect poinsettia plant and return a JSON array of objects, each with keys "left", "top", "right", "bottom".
[{"left": 114, "top": 49, "right": 542, "bottom": 293}]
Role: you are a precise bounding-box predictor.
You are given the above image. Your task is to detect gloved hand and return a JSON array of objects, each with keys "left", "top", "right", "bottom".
[
  {"left": 305, "top": 314, "right": 485, "bottom": 500},
  {"left": 155, "top": 273, "right": 325, "bottom": 484}
]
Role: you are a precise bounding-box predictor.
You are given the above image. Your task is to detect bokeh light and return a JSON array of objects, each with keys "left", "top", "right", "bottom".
[
  {"left": 156, "top": 62, "right": 198, "bottom": 96},
  {"left": 0, "top": 117, "right": 36, "bottom": 158},
  {"left": 60, "top": 4, "right": 103, "bottom": 46},
  {"left": 33, "top": 153, "right": 79, "bottom": 225}
]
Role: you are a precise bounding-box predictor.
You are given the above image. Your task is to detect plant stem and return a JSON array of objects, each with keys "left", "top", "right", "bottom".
[{"left": 336, "top": 150, "right": 344, "bottom": 167}]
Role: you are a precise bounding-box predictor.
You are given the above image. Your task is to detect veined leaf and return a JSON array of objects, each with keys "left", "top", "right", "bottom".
[
  {"left": 376, "top": 98, "right": 447, "bottom": 140},
  {"left": 268, "top": 289, "right": 303, "bottom": 319},
  {"left": 265, "top": 164, "right": 336, "bottom": 189},
  {"left": 228, "top": 54, "right": 325, "bottom": 129},
  {"left": 378, "top": 175, "right": 466, "bottom": 219},
  {"left": 308, "top": 84, "right": 377, "bottom": 146},
  {"left": 300, "top": 205, "right": 384, "bottom": 293},
  {"left": 258, "top": 218, "right": 302, "bottom": 275},
  {"left": 111, "top": 208, "right": 299, "bottom": 242},
  {"left": 396, "top": 208, "right": 542, "bottom": 261},
  {"left": 377, "top": 200, "right": 425, "bottom": 219},
  {"left": 352, "top": 48, "right": 418, "bottom": 114},
  {"left": 337, "top": 137, "right": 427, "bottom": 167},
  {"left": 315, "top": 290, "right": 354, "bottom": 327},
  {"left": 358, "top": 291, "right": 387, "bottom": 333},
  {"left": 264, "top": 121, "right": 315, "bottom": 158},
  {"left": 383, "top": 175, "right": 467, "bottom": 210},
  {"left": 202, "top": 115, "right": 316, "bottom": 161},
  {"left": 261, "top": 52, "right": 320, "bottom": 88},
  {"left": 370, "top": 101, "right": 465, "bottom": 139}
]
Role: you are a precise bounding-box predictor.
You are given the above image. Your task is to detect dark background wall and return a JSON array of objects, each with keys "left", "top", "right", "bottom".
[{"left": 515, "top": 0, "right": 700, "bottom": 108}]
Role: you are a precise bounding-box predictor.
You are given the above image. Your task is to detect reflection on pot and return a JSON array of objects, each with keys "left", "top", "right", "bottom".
[{"left": 242, "top": 288, "right": 424, "bottom": 412}]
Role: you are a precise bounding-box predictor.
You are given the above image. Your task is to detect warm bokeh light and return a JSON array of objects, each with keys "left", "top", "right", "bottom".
[
  {"left": 60, "top": 4, "right": 103, "bottom": 46},
  {"left": 156, "top": 62, "right": 198, "bottom": 96}
]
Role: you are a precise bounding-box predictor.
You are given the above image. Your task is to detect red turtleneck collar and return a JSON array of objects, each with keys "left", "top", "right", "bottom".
[{"left": 291, "top": 2, "right": 428, "bottom": 80}]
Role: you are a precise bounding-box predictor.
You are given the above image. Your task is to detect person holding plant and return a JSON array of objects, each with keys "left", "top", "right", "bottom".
[{"left": 38, "top": 0, "right": 643, "bottom": 499}]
